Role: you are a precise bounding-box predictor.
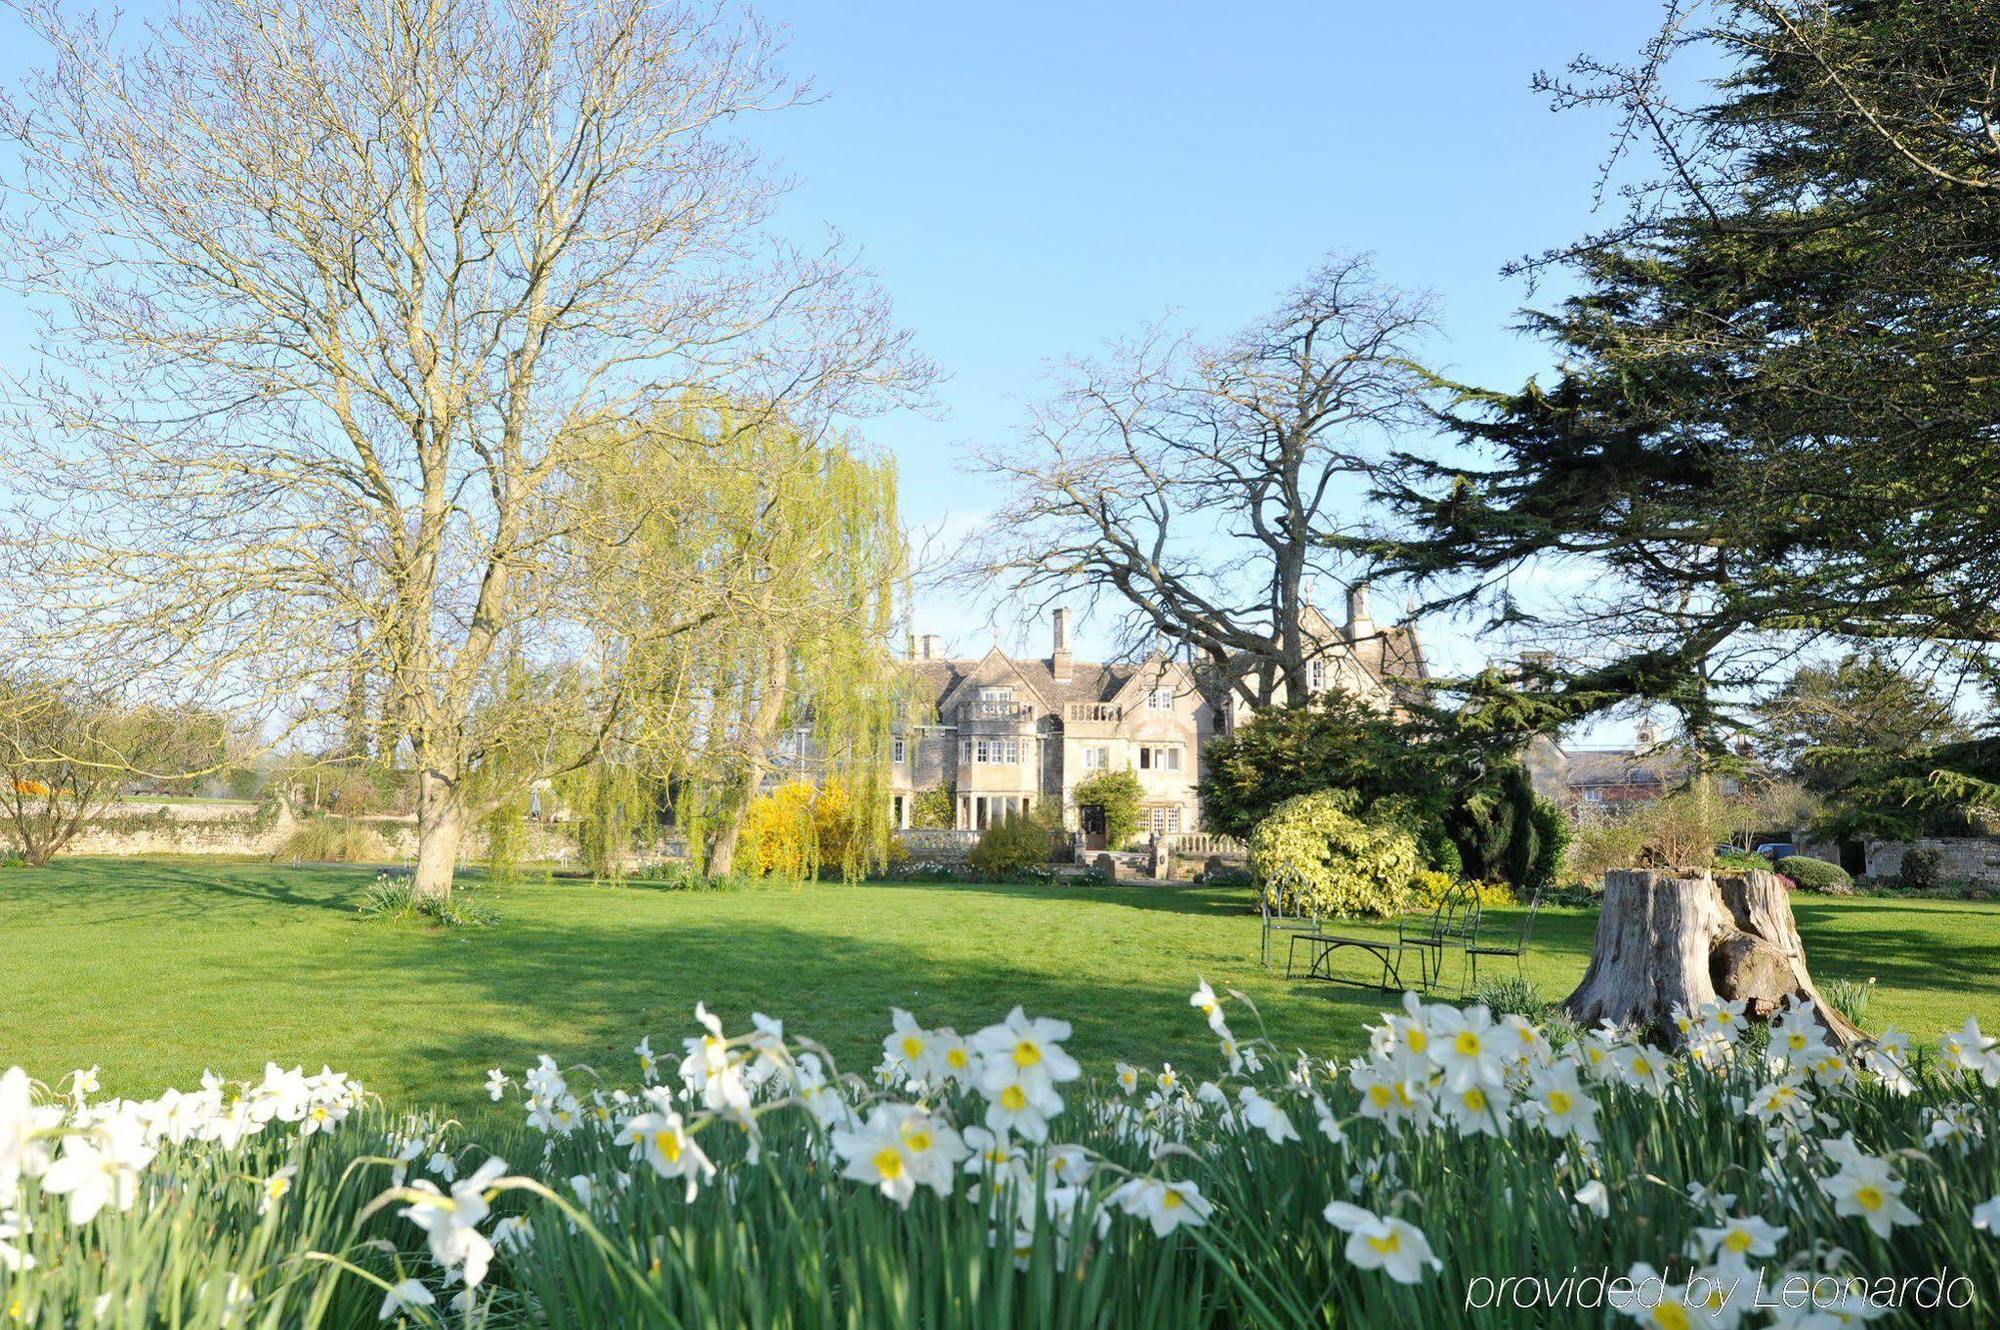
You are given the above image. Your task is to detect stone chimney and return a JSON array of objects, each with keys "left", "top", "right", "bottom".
[
  {"left": 1050, "top": 607, "right": 1073, "bottom": 683},
  {"left": 1344, "top": 581, "right": 1374, "bottom": 642},
  {"left": 1300, "top": 576, "right": 1316, "bottom": 606},
  {"left": 1635, "top": 716, "right": 1659, "bottom": 748},
  {"left": 919, "top": 634, "right": 941, "bottom": 661}
]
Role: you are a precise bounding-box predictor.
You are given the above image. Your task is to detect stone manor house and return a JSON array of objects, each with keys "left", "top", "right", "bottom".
[{"left": 889, "top": 587, "right": 1426, "bottom": 847}]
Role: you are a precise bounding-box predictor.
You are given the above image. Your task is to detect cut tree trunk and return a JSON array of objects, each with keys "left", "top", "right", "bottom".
[{"left": 1564, "top": 868, "right": 1865, "bottom": 1051}]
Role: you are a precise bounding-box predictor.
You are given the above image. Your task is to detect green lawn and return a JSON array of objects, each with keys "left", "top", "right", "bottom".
[{"left": 6, "top": 859, "right": 1998, "bottom": 1119}]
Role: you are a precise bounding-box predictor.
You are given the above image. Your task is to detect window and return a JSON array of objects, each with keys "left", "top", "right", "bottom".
[
  {"left": 1081, "top": 746, "right": 1108, "bottom": 771},
  {"left": 891, "top": 737, "right": 906, "bottom": 765},
  {"left": 1146, "top": 687, "right": 1174, "bottom": 710},
  {"left": 980, "top": 686, "right": 1014, "bottom": 702},
  {"left": 1583, "top": 787, "right": 1604, "bottom": 804},
  {"left": 960, "top": 737, "right": 1021, "bottom": 764},
  {"left": 1145, "top": 805, "right": 1182, "bottom": 835},
  {"left": 1138, "top": 745, "right": 1182, "bottom": 772},
  {"left": 1308, "top": 660, "right": 1327, "bottom": 692}
]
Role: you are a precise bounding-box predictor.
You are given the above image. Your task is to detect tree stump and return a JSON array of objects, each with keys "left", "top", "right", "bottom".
[{"left": 1563, "top": 868, "right": 1865, "bottom": 1050}]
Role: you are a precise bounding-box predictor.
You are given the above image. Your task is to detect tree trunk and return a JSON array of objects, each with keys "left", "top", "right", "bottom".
[
  {"left": 1564, "top": 868, "right": 1866, "bottom": 1051},
  {"left": 412, "top": 770, "right": 465, "bottom": 904},
  {"left": 704, "top": 637, "right": 790, "bottom": 879}
]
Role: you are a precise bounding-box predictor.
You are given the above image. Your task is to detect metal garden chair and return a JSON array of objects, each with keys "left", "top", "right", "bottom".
[
  {"left": 1462, "top": 887, "right": 1544, "bottom": 995},
  {"left": 1396, "top": 882, "right": 1481, "bottom": 994}
]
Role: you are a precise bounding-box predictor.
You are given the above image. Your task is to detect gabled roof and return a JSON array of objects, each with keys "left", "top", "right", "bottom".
[
  {"left": 1563, "top": 748, "right": 1688, "bottom": 789},
  {"left": 907, "top": 650, "right": 1191, "bottom": 717}
]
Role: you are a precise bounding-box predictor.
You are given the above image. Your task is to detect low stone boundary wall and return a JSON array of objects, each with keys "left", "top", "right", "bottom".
[{"left": 1863, "top": 837, "right": 2000, "bottom": 886}]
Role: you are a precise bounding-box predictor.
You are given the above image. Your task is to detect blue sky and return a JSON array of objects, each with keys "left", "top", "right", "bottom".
[
  {"left": 741, "top": 1, "right": 1667, "bottom": 684},
  {"left": 0, "top": 1, "right": 1674, "bottom": 731}
]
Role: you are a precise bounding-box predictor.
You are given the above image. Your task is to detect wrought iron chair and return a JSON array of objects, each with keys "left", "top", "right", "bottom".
[
  {"left": 1258, "top": 871, "right": 1323, "bottom": 970},
  {"left": 1396, "top": 883, "right": 1481, "bottom": 994},
  {"left": 1462, "top": 887, "right": 1543, "bottom": 994}
]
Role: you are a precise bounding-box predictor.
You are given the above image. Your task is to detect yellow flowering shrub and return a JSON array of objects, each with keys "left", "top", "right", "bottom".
[{"left": 1247, "top": 788, "right": 1421, "bottom": 919}]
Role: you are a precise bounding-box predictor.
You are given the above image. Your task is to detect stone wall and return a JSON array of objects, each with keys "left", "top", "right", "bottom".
[
  {"left": 1862, "top": 837, "right": 2000, "bottom": 886},
  {"left": 3, "top": 800, "right": 578, "bottom": 866}
]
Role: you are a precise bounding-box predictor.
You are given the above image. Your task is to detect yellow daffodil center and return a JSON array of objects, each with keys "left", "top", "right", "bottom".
[
  {"left": 1788, "top": 1033, "right": 1807, "bottom": 1049},
  {"left": 1406, "top": 1027, "right": 1429, "bottom": 1053},
  {"left": 905, "top": 1130, "right": 933, "bottom": 1153},
  {"left": 1454, "top": 1031, "right": 1481, "bottom": 1056},
  {"left": 654, "top": 1131, "right": 682, "bottom": 1163},
  {"left": 902, "top": 1035, "right": 925, "bottom": 1060},
  {"left": 1654, "top": 1305, "right": 1694, "bottom": 1330},
  {"left": 1548, "top": 1091, "right": 1573, "bottom": 1115},
  {"left": 873, "top": 1147, "right": 903, "bottom": 1180},
  {"left": 1369, "top": 1084, "right": 1393, "bottom": 1109},
  {"left": 1724, "top": 1230, "right": 1753, "bottom": 1253},
  {"left": 1162, "top": 1189, "right": 1183, "bottom": 1209},
  {"left": 1013, "top": 1040, "right": 1042, "bottom": 1068},
  {"left": 1463, "top": 1088, "right": 1488, "bottom": 1112},
  {"left": 1366, "top": 1230, "right": 1402, "bottom": 1255},
  {"left": 1855, "top": 1185, "right": 1885, "bottom": 1212},
  {"left": 947, "top": 1048, "right": 968, "bottom": 1069},
  {"left": 1000, "top": 1084, "right": 1028, "bottom": 1111},
  {"left": 1632, "top": 1058, "right": 1652, "bottom": 1077}
]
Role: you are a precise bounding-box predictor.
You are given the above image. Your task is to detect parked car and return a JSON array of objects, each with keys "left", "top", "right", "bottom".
[{"left": 1754, "top": 842, "right": 1797, "bottom": 863}]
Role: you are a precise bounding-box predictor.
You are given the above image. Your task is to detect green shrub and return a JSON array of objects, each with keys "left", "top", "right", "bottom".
[
  {"left": 908, "top": 785, "right": 955, "bottom": 830},
  {"left": 1247, "top": 789, "right": 1421, "bottom": 919},
  {"left": 355, "top": 872, "right": 497, "bottom": 926},
  {"left": 1775, "top": 854, "right": 1853, "bottom": 894},
  {"left": 1897, "top": 847, "right": 1943, "bottom": 890},
  {"left": 967, "top": 806, "right": 1061, "bottom": 876},
  {"left": 1072, "top": 769, "right": 1143, "bottom": 849},
  {"left": 273, "top": 816, "right": 387, "bottom": 863},
  {"left": 1822, "top": 975, "right": 1875, "bottom": 1025}
]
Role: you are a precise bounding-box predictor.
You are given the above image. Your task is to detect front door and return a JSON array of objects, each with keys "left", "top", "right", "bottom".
[{"left": 1079, "top": 804, "right": 1107, "bottom": 850}]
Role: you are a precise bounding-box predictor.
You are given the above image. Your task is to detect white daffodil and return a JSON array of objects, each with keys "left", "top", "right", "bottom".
[
  {"left": 1939, "top": 1016, "right": 1994, "bottom": 1076},
  {"left": 1611, "top": 1043, "right": 1673, "bottom": 1095},
  {"left": 831, "top": 1103, "right": 925, "bottom": 1207},
  {"left": 1819, "top": 1133, "right": 1919, "bottom": 1237},
  {"left": 960, "top": 1126, "right": 1024, "bottom": 1178},
  {"left": 931, "top": 1029, "right": 976, "bottom": 1086},
  {"left": 972, "top": 1007, "right": 1082, "bottom": 1118},
  {"left": 894, "top": 1104, "right": 968, "bottom": 1195},
  {"left": 1189, "top": 979, "right": 1229, "bottom": 1036},
  {"left": 0, "top": 1209, "right": 34, "bottom": 1273},
  {"left": 883, "top": 1008, "right": 939, "bottom": 1085},
  {"left": 40, "top": 1115, "right": 156, "bottom": 1224},
  {"left": 484, "top": 1069, "right": 509, "bottom": 1102},
  {"left": 1439, "top": 1079, "right": 1513, "bottom": 1139},
  {"left": 259, "top": 1164, "right": 298, "bottom": 1215},
  {"left": 1574, "top": 1180, "right": 1610, "bottom": 1219},
  {"left": 1322, "top": 1202, "right": 1441, "bottom": 1284},
  {"left": 633, "top": 1038, "right": 658, "bottom": 1085},
  {"left": 1973, "top": 1195, "right": 2000, "bottom": 1233},
  {"left": 1425, "top": 1004, "right": 1517, "bottom": 1092},
  {"left": 616, "top": 1110, "right": 714, "bottom": 1202},
  {"left": 1154, "top": 1064, "right": 1181, "bottom": 1095},
  {"left": 1, "top": 1067, "right": 56, "bottom": 1209},
  {"left": 1114, "top": 1063, "right": 1140, "bottom": 1096},
  {"left": 1921, "top": 1102, "right": 1983, "bottom": 1151},
  {"left": 1109, "top": 1177, "right": 1212, "bottom": 1237},
  {"left": 1527, "top": 1061, "right": 1599, "bottom": 1143},
  {"left": 1236, "top": 1087, "right": 1301, "bottom": 1144},
  {"left": 398, "top": 1155, "right": 506, "bottom": 1288},
  {"left": 378, "top": 1278, "right": 434, "bottom": 1321},
  {"left": 1350, "top": 1059, "right": 1429, "bottom": 1133},
  {"left": 1692, "top": 1214, "right": 1786, "bottom": 1270}
]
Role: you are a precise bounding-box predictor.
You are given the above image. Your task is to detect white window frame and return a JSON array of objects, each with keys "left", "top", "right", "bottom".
[
  {"left": 1081, "top": 745, "right": 1108, "bottom": 771},
  {"left": 1146, "top": 687, "right": 1174, "bottom": 711},
  {"left": 1307, "top": 659, "right": 1327, "bottom": 692},
  {"left": 892, "top": 737, "right": 906, "bottom": 765}
]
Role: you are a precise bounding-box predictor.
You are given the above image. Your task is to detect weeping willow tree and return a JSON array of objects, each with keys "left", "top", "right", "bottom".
[{"left": 572, "top": 398, "right": 907, "bottom": 880}]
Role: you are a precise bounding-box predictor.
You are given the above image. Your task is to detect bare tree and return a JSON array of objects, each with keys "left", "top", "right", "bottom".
[
  {"left": 0, "top": 676, "right": 224, "bottom": 866},
  {"left": 0, "top": 0, "right": 925, "bottom": 899},
  {"left": 960, "top": 254, "right": 1435, "bottom": 707}
]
